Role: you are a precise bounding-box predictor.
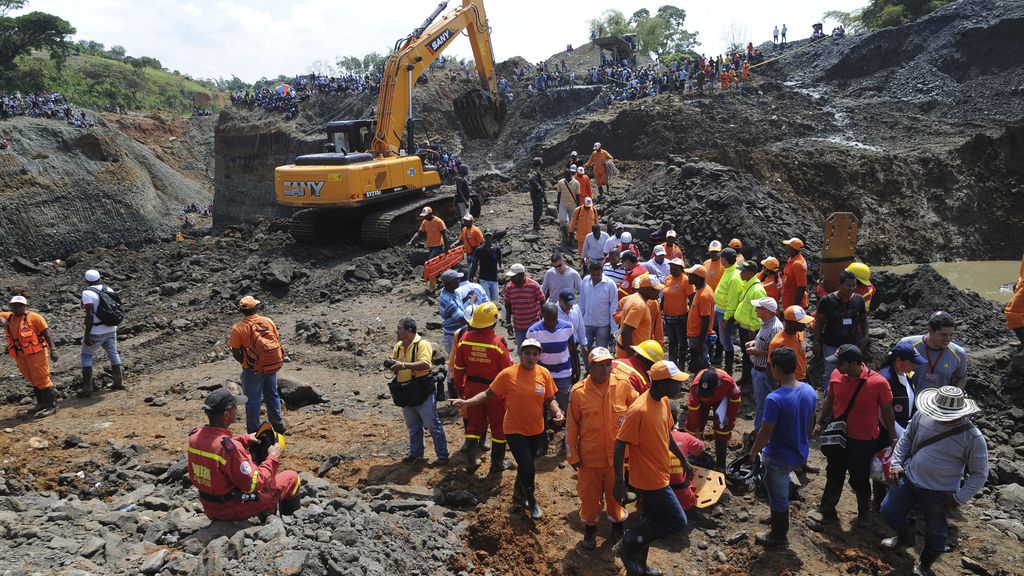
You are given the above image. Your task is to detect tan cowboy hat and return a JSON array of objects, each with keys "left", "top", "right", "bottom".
[{"left": 915, "top": 386, "right": 979, "bottom": 422}]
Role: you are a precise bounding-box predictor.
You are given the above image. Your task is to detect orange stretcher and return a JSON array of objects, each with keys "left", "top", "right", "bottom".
[
  {"left": 423, "top": 245, "right": 466, "bottom": 281},
  {"left": 690, "top": 465, "right": 727, "bottom": 508},
  {"left": 820, "top": 212, "right": 859, "bottom": 293}
]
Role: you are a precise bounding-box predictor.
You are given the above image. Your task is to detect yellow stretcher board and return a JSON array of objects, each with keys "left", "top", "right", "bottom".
[
  {"left": 690, "top": 465, "right": 726, "bottom": 508},
  {"left": 820, "top": 212, "right": 859, "bottom": 293}
]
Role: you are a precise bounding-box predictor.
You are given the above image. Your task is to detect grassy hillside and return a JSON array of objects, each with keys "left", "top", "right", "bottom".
[{"left": 7, "top": 51, "right": 226, "bottom": 113}]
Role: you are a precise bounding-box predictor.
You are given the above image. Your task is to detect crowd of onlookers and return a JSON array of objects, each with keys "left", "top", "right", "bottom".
[
  {"left": 1, "top": 92, "right": 92, "bottom": 127},
  {"left": 415, "top": 141, "right": 463, "bottom": 183},
  {"left": 230, "top": 72, "right": 382, "bottom": 118}
]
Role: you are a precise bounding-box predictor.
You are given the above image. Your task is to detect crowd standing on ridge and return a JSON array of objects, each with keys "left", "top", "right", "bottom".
[{"left": 1, "top": 91, "right": 92, "bottom": 126}]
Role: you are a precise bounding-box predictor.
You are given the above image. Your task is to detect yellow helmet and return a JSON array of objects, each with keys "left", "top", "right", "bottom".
[
  {"left": 846, "top": 262, "right": 871, "bottom": 285},
  {"left": 468, "top": 301, "right": 500, "bottom": 329},
  {"left": 630, "top": 340, "right": 665, "bottom": 363}
]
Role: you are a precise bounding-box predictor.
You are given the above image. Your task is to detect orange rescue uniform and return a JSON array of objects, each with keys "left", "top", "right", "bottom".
[
  {"left": 769, "top": 330, "right": 808, "bottom": 381},
  {"left": 567, "top": 370, "right": 639, "bottom": 525},
  {"left": 459, "top": 225, "right": 485, "bottom": 256},
  {"left": 781, "top": 252, "right": 809, "bottom": 309},
  {"left": 569, "top": 205, "right": 600, "bottom": 259},
  {"left": 1, "top": 311, "right": 53, "bottom": 389},
  {"left": 760, "top": 271, "right": 782, "bottom": 306},
  {"left": 616, "top": 292, "right": 652, "bottom": 358},
  {"left": 663, "top": 274, "right": 694, "bottom": 317},
  {"left": 418, "top": 217, "right": 447, "bottom": 249},
  {"left": 616, "top": 390, "right": 674, "bottom": 491},
  {"left": 685, "top": 368, "right": 741, "bottom": 443},
  {"left": 613, "top": 357, "right": 651, "bottom": 393},
  {"left": 653, "top": 243, "right": 684, "bottom": 262},
  {"left": 687, "top": 286, "right": 717, "bottom": 338},
  {"left": 187, "top": 426, "right": 300, "bottom": 521},
  {"left": 703, "top": 258, "right": 725, "bottom": 291},
  {"left": 490, "top": 363, "right": 557, "bottom": 437},
  {"left": 574, "top": 174, "right": 593, "bottom": 203},
  {"left": 668, "top": 430, "right": 705, "bottom": 510},
  {"left": 452, "top": 327, "right": 513, "bottom": 442},
  {"left": 1006, "top": 256, "right": 1024, "bottom": 330},
  {"left": 585, "top": 149, "right": 614, "bottom": 187}
]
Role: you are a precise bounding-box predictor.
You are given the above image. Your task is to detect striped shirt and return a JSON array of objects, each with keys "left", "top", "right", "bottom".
[
  {"left": 504, "top": 278, "right": 545, "bottom": 331},
  {"left": 527, "top": 319, "right": 576, "bottom": 379},
  {"left": 752, "top": 316, "right": 783, "bottom": 369},
  {"left": 602, "top": 262, "right": 627, "bottom": 289}
]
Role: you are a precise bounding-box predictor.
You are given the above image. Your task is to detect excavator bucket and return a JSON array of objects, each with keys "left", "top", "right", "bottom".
[
  {"left": 453, "top": 89, "right": 506, "bottom": 139},
  {"left": 820, "top": 212, "right": 860, "bottom": 293}
]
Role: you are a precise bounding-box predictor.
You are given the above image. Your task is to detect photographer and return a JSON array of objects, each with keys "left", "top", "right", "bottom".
[{"left": 388, "top": 317, "right": 449, "bottom": 465}]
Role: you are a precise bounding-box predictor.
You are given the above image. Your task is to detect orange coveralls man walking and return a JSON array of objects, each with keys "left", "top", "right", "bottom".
[
  {"left": 567, "top": 347, "right": 640, "bottom": 549},
  {"left": 0, "top": 295, "right": 59, "bottom": 417}
]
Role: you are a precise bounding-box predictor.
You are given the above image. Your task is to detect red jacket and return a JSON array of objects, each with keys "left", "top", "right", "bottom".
[
  {"left": 451, "top": 327, "right": 513, "bottom": 393},
  {"left": 187, "top": 426, "right": 280, "bottom": 517},
  {"left": 612, "top": 357, "right": 650, "bottom": 393},
  {"left": 686, "top": 368, "right": 741, "bottom": 433}
]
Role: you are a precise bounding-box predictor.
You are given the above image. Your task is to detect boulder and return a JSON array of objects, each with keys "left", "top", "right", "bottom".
[
  {"left": 278, "top": 377, "right": 326, "bottom": 407},
  {"left": 261, "top": 261, "right": 295, "bottom": 287}
]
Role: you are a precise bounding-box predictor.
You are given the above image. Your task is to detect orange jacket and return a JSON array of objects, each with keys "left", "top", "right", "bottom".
[
  {"left": 1007, "top": 256, "right": 1024, "bottom": 330},
  {"left": 569, "top": 205, "right": 600, "bottom": 239},
  {"left": 1, "top": 311, "right": 48, "bottom": 357},
  {"left": 187, "top": 426, "right": 282, "bottom": 517},
  {"left": 566, "top": 371, "right": 639, "bottom": 468},
  {"left": 451, "top": 327, "right": 513, "bottom": 392}
]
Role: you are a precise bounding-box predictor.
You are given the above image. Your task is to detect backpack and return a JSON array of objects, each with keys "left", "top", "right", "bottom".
[
  {"left": 91, "top": 285, "right": 124, "bottom": 326},
  {"left": 244, "top": 319, "right": 284, "bottom": 374}
]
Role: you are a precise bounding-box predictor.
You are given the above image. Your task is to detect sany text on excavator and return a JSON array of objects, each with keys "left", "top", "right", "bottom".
[{"left": 274, "top": 0, "right": 505, "bottom": 246}]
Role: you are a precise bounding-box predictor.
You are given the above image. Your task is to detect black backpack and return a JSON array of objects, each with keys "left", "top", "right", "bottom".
[{"left": 91, "top": 285, "right": 124, "bottom": 326}]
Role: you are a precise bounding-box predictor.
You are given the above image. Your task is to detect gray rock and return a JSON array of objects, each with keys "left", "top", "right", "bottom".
[
  {"left": 275, "top": 550, "right": 308, "bottom": 575},
  {"left": 994, "top": 483, "right": 1024, "bottom": 509},
  {"left": 257, "top": 517, "right": 286, "bottom": 542},
  {"left": 141, "top": 548, "right": 169, "bottom": 574},
  {"left": 262, "top": 260, "right": 295, "bottom": 287},
  {"left": 278, "top": 377, "right": 325, "bottom": 407},
  {"left": 80, "top": 536, "right": 105, "bottom": 558},
  {"left": 387, "top": 499, "right": 429, "bottom": 512},
  {"left": 961, "top": 556, "right": 992, "bottom": 576}
]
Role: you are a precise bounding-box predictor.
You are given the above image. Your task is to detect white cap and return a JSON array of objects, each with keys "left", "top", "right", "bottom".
[
  {"left": 752, "top": 297, "right": 779, "bottom": 313},
  {"left": 520, "top": 338, "right": 543, "bottom": 352},
  {"left": 620, "top": 232, "right": 632, "bottom": 243},
  {"left": 577, "top": 166, "right": 585, "bottom": 174},
  {"left": 593, "top": 142, "right": 601, "bottom": 150},
  {"left": 506, "top": 263, "right": 526, "bottom": 276},
  {"left": 653, "top": 245, "right": 666, "bottom": 256},
  {"left": 9, "top": 295, "right": 27, "bottom": 305},
  {"left": 569, "top": 164, "right": 578, "bottom": 172},
  {"left": 708, "top": 241, "right": 723, "bottom": 252},
  {"left": 84, "top": 269, "right": 101, "bottom": 282}
]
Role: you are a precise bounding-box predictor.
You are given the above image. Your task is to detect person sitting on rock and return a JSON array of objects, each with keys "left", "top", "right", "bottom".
[{"left": 187, "top": 387, "right": 301, "bottom": 521}]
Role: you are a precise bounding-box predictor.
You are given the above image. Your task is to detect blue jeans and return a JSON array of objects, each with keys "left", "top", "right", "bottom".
[
  {"left": 687, "top": 334, "right": 717, "bottom": 373},
  {"left": 81, "top": 330, "right": 121, "bottom": 367},
  {"left": 401, "top": 393, "right": 449, "bottom": 460},
  {"left": 585, "top": 325, "right": 612, "bottom": 349},
  {"left": 752, "top": 367, "right": 772, "bottom": 433},
  {"left": 443, "top": 331, "right": 456, "bottom": 355},
  {"left": 514, "top": 329, "right": 528, "bottom": 353},
  {"left": 881, "top": 475, "right": 949, "bottom": 553},
  {"left": 715, "top": 309, "right": 733, "bottom": 356},
  {"left": 625, "top": 485, "right": 687, "bottom": 548},
  {"left": 480, "top": 279, "right": 500, "bottom": 303},
  {"left": 427, "top": 246, "right": 444, "bottom": 259},
  {"left": 240, "top": 369, "right": 283, "bottom": 434},
  {"left": 821, "top": 343, "right": 839, "bottom": 392},
  {"left": 664, "top": 315, "right": 687, "bottom": 364},
  {"left": 464, "top": 254, "right": 476, "bottom": 277},
  {"left": 761, "top": 454, "right": 801, "bottom": 513},
  {"left": 553, "top": 377, "right": 574, "bottom": 411}
]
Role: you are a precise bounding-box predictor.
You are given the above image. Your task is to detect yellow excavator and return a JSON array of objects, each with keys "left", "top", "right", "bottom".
[{"left": 274, "top": 0, "right": 505, "bottom": 246}]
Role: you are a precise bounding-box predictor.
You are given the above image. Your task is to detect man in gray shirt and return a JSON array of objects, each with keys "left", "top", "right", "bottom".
[
  {"left": 880, "top": 386, "right": 988, "bottom": 576},
  {"left": 898, "top": 311, "right": 968, "bottom": 392},
  {"left": 542, "top": 252, "right": 582, "bottom": 304}
]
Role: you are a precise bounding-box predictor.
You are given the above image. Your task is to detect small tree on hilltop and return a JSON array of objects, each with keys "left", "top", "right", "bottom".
[{"left": 587, "top": 5, "right": 698, "bottom": 61}]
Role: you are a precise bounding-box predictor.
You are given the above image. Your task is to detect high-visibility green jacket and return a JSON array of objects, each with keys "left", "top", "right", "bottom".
[
  {"left": 714, "top": 264, "right": 739, "bottom": 314},
  {"left": 733, "top": 277, "right": 768, "bottom": 331}
]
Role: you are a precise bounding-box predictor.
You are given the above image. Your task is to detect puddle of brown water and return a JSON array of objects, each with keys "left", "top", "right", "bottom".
[{"left": 877, "top": 261, "right": 1020, "bottom": 303}]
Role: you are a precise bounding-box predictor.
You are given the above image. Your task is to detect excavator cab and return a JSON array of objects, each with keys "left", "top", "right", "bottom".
[{"left": 323, "top": 120, "right": 374, "bottom": 154}]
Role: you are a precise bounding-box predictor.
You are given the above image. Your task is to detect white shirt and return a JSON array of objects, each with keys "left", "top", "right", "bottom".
[
  {"left": 604, "top": 234, "right": 624, "bottom": 254},
  {"left": 558, "top": 304, "right": 588, "bottom": 347},
  {"left": 643, "top": 257, "right": 670, "bottom": 284},
  {"left": 82, "top": 285, "right": 117, "bottom": 335},
  {"left": 583, "top": 232, "right": 610, "bottom": 262}
]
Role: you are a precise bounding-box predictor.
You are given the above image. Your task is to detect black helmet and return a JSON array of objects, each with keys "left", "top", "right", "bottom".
[{"left": 457, "top": 164, "right": 469, "bottom": 176}]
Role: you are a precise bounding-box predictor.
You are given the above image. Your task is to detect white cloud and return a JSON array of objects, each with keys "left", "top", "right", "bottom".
[{"left": 19, "top": 0, "right": 868, "bottom": 82}]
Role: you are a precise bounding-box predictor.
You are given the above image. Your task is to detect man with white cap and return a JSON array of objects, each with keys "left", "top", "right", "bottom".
[
  {"left": 880, "top": 386, "right": 988, "bottom": 576},
  {"left": 604, "top": 222, "right": 626, "bottom": 255},
  {"left": 229, "top": 296, "right": 286, "bottom": 433},
  {"left": 569, "top": 198, "right": 600, "bottom": 266},
  {"left": 555, "top": 168, "right": 580, "bottom": 242},
  {"left": 80, "top": 269, "right": 124, "bottom": 397},
  {"left": 584, "top": 141, "right": 614, "bottom": 198},
  {"left": 643, "top": 245, "right": 670, "bottom": 284},
  {"left": 1, "top": 295, "right": 59, "bottom": 417},
  {"left": 745, "top": 297, "right": 783, "bottom": 436},
  {"left": 439, "top": 269, "right": 472, "bottom": 355},
  {"left": 504, "top": 263, "right": 545, "bottom": 350}
]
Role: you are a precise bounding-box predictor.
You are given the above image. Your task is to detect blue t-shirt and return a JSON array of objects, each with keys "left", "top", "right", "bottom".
[{"left": 762, "top": 383, "right": 818, "bottom": 466}]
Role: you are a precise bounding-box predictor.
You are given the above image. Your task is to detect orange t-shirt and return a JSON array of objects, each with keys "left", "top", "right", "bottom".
[
  {"left": 618, "top": 292, "right": 652, "bottom": 347},
  {"left": 490, "top": 364, "right": 557, "bottom": 436},
  {"left": 616, "top": 391, "right": 674, "bottom": 490},
  {"left": 459, "top": 225, "right": 484, "bottom": 253},
  {"left": 419, "top": 217, "right": 447, "bottom": 248},
  {"left": 703, "top": 258, "right": 725, "bottom": 291},
  {"left": 769, "top": 330, "right": 807, "bottom": 381},
  {"left": 781, "top": 253, "right": 809, "bottom": 308},
  {"left": 687, "top": 286, "right": 716, "bottom": 338},
  {"left": 662, "top": 274, "right": 694, "bottom": 316},
  {"left": 228, "top": 314, "right": 281, "bottom": 371}
]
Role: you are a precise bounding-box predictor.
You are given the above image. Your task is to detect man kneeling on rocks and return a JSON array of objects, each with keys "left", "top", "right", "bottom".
[{"left": 187, "top": 387, "right": 301, "bottom": 521}]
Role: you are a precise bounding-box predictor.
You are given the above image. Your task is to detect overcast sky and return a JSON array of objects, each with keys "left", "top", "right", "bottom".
[{"left": 18, "top": 0, "right": 867, "bottom": 82}]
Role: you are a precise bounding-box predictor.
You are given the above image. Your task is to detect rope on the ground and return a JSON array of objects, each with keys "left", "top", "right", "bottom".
[{"left": 750, "top": 36, "right": 831, "bottom": 69}]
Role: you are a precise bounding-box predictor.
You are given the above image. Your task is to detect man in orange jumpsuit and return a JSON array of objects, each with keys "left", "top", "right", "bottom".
[
  {"left": 781, "top": 237, "right": 809, "bottom": 310},
  {"left": 703, "top": 241, "right": 726, "bottom": 291},
  {"left": 584, "top": 142, "right": 614, "bottom": 198},
  {"left": 574, "top": 166, "right": 593, "bottom": 204},
  {"left": 616, "top": 276, "right": 663, "bottom": 359},
  {"left": 1, "top": 295, "right": 59, "bottom": 417},
  {"left": 742, "top": 61, "right": 751, "bottom": 81},
  {"left": 567, "top": 347, "right": 640, "bottom": 549},
  {"left": 187, "top": 387, "right": 301, "bottom": 521},
  {"left": 1006, "top": 254, "right": 1024, "bottom": 350},
  {"left": 686, "top": 368, "right": 741, "bottom": 468},
  {"left": 451, "top": 302, "right": 514, "bottom": 474},
  {"left": 569, "top": 198, "right": 600, "bottom": 266},
  {"left": 652, "top": 230, "right": 684, "bottom": 262}
]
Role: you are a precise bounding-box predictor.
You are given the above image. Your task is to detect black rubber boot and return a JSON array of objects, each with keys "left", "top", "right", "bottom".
[
  {"left": 279, "top": 495, "right": 301, "bottom": 516},
  {"left": 77, "top": 367, "right": 94, "bottom": 398},
  {"left": 487, "top": 442, "right": 507, "bottom": 476},
  {"left": 611, "top": 522, "right": 625, "bottom": 542},
  {"left": 28, "top": 388, "right": 45, "bottom": 414},
  {"left": 464, "top": 439, "right": 481, "bottom": 472},
  {"left": 36, "top": 387, "right": 59, "bottom": 418},
  {"left": 270, "top": 415, "right": 287, "bottom": 434},
  {"left": 582, "top": 525, "right": 597, "bottom": 549},
  {"left": 756, "top": 510, "right": 789, "bottom": 546},
  {"left": 856, "top": 493, "right": 873, "bottom": 528},
  {"left": 109, "top": 364, "right": 125, "bottom": 390},
  {"left": 724, "top": 355, "right": 735, "bottom": 377},
  {"left": 615, "top": 540, "right": 645, "bottom": 576},
  {"left": 715, "top": 439, "right": 728, "bottom": 470},
  {"left": 639, "top": 545, "right": 663, "bottom": 576}
]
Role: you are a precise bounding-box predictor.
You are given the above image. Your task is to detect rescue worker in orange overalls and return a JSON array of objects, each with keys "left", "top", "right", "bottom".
[
  {"left": 187, "top": 387, "right": 301, "bottom": 521},
  {"left": 584, "top": 142, "right": 614, "bottom": 198},
  {"left": 451, "top": 302, "right": 513, "bottom": 474},
  {"left": 1006, "top": 253, "right": 1024, "bottom": 350},
  {"left": 1, "top": 295, "right": 59, "bottom": 417},
  {"left": 569, "top": 198, "right": 600, "bottom": 267},
  {"left": 742, "top": 61, "right": 751, "bottom": 81},
  {"left": 574, "top": 166, "right": 593, "bottom": 204},
  {"left": 686, "top": 368, "right": 741, "bottom": 468},
  {"left": 667, "top": 404, "right": 703, "bottom": 511},
  {"left": 567, "top": 347, "right": 639, "bottom": 549}
]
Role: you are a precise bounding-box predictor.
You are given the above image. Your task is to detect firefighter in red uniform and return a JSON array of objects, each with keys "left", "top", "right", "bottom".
[
  {"left": 613, "top": 340, "right": 663, "bottom": 393},
  {"left": 686, "top": 368, "right": 741, "bottom": 468},
  {"left": 187, "top": 387, "right": 301, "bottom": 520},
  {"left": 451, "top": 302, "right": 513, "bottom": 474},
  {"left": 667, "top": 404, "right": 704, "bottom": 510}
]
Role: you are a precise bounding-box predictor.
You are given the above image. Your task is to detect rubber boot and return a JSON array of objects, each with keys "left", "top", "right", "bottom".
[
  {"left": 487, "top": 442, "right": 507, "bottom": 476},
  {"left": 808, "top": 504, "right": 839, "bottom": 531},
  {"left": 881, "top": 528, "right": 915, "bottom": 549},
  {"left": 28, "top": 388, "right": 45, "bottom": 414},
  {"left": 611, "top": 522, "right": 625, "bottom": 542},
  {"left": 615, "top": 540, "right": 645, "bottom": 576},
  {"left": 724, "top": 354, "right": 735, "bottom": 378},
  {"left": 914, "top": 547, "right": 940, "bottom": 576},
  {"left": 581, "top": 525, "right": 597, "bottom": 550},
  {"left": 464, "top": 439, "right": 481, "bottom": 472},
  {"left": 480, "top": 431, "right": 491, "bottom": 452},
  {"left": 279, "top": 494, "right": 301, "bottom": 516},
  {"left": 36, "top": 387, "right": 59, "bottom": 418},
  {"left": 756, "top": 510, "right": 789, "bottom": 546},
  {"left": 638, "top": 545, "right": 663, "bottom": 576},
  {"left": 715, "top": 438, "right": 728, "bottom": 470},
  {"left": 270, "top": 416, "right": 287, "bottom": 434},
  {"left": 110, "top": 364, "right": 125, "bottom": 390},
  {"left": 77, "top": 367, "right": 94, "bottom": 398},
  {"left": 711, "top": 341, "right": 723, "bottom": 365},
  {"left": 856, "top": 493, "right": 873, "bottom": 528}
]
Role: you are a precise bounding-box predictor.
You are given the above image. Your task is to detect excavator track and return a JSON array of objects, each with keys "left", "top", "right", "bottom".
[
  {"left": 453, "top": 89, "right": 506, "bottom": 139},
  {"left": 361, "top": 192, "right": 481, "bottom": 247},
  {"left": 287, "top": 209, "right": 320, "bottom": 243}
]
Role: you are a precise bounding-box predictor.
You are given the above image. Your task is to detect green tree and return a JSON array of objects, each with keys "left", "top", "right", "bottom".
[
  {"left": 107, "top": 44, "right": 125, "bottom": 60},
  {"left": 588, "top": 5, "right": 697, "bottom": 60},
  {"left": 859, "top": 0, "right": 951, "bottom": 29},
  {"left": 822, "top": 9, "right": 865, "bottom": 34},
  {"left": 0, "top": 10, "right": 75, "bottom": 74},
  {"left": 588, "top": 9, "right": 630, "bottom": 38},
  {"left": 0, "top": 0, "right": 26, "bottom": 17}
]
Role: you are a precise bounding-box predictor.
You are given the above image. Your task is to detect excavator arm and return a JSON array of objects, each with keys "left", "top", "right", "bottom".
[{"left": 372, "top": 0, "right": 504, "bottom": 157}]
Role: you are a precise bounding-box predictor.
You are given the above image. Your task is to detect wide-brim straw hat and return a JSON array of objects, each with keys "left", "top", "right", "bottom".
[{"left": 915, "top": 386, "right": 979, "bottom": 422}]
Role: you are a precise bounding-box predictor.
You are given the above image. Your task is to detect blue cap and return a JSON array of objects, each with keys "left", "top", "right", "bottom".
[
  {"left": 891, "top": 341, "right": 927, "bottom": 365},
  {"left": 558, "top": 289, "right": 576, "bottom": 305}
]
